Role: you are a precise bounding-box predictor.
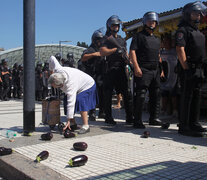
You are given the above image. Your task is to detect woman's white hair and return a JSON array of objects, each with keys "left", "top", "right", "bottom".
[{"left": 48, "top": 72, "right": 66, "bottom": 86}]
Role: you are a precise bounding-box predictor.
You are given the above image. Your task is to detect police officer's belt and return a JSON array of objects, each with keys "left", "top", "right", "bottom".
[
  {"left": 139, "top": 63, "right": 158, "bottom": 70},
  {"left": 187, "top": 62, "right": 202, "bottom": 69}
]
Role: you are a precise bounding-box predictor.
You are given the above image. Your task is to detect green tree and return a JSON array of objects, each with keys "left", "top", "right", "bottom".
[{"left": 76, "top": 41, "right": 88, "bottom": 48}]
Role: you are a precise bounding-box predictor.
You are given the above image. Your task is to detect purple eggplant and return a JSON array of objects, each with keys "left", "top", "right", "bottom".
[
  {"left": 36, "top": 150, "right": 49, "bottom": 162},
  {"left": 64, "top": 129, "right": 77, "bottom": 138},
  {"left": 68, "top": 155, "right": 88, "bottom": 167},
  {"left": 142, "top": 131, "right": 150, "bottom": 138},
  {"left": 41, "top": 132, "right": 53, "bottom": 141},
  {"left": 161, "top": 122, "right": 170, "bottom": 129},
  {"left": 73, "top": 142, "right": 88, "bottom": 151},
  {"left": 0, "top": 147, "right": 13, "bottom": 156}
]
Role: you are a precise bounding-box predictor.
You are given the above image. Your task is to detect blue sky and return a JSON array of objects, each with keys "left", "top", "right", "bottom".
[{"left": 1, "top": 0, "right": 197, "bottom": 50}]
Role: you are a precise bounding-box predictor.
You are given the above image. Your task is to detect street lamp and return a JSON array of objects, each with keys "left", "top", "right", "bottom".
[{"left": 59, "top": 40, "right": 72, "bottom": 57}]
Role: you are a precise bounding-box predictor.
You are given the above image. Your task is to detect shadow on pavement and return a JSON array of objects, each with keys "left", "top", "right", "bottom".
[{"left": 85, "top": 161, "right": 207, "bottom": 180}]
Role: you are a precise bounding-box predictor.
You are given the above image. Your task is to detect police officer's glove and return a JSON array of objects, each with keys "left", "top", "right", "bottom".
[
  {"left": 184, "top": 69, "right": 192, "bottom": 80},
  {"left": 160, "top": 76, "right": 167, "bottom": 82},
  {"left": 195, "top": 68, "right": 205, "bottom": 82},
  {"left": 116, "top": 47, "right": 125, "bottom": 55}
]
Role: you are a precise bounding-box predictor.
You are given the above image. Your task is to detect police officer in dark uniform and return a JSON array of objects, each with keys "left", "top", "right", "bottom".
[
  {"left": 175, "top": 1, "right": 207, "bottom": 136},
  {"left": 130, "top": 12, "right": 164, "bottom": 129},
  {"left": 42, "top": 61, "right": 50, "bottom": 99},
  {"left": 81, "top": 29, "right": 105, "bottom": 121},
  {"left": 100, "top": 15, "right": 133, "bottom": 125},
  {"left": 35, "top": 61, "right": 43, "bottom": 101},
  {"left": 66, "top": 52, "right": 75, "bottom": 68},
  {"left": 55, "top": 53, "right": 62, "bottom": 62},
  {"left": 1, "top": 59, "right": 12, "bottom": 101},
  {"left": 17, "top": 64, "right": 23, "bottom": 99},
  {"left": 0, "top": 63, "right": 3, "bottom": 100},
  {"left": 12, "top": 63, "right": 19, "bottom": 98}
]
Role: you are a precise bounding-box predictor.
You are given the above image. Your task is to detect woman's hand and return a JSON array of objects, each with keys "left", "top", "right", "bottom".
[
  {"left": 63, "top": 119, "right": 71, "bottom": 131},
  {"left": 160, "top": 70, "right": 165, "bottom": 78}
]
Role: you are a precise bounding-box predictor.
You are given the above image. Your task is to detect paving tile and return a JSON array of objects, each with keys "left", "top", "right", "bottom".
[{"left": 1, "top": 100, "right": 207, "bottom": 179}]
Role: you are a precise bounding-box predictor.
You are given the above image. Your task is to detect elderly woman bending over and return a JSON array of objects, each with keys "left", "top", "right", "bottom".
[{"left": 48, "top": 56, "right": 97, "bottom": 134}]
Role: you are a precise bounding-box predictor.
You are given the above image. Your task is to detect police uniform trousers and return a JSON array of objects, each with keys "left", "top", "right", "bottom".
[
  {"left": 134, "top": 67, "right": 161, "bottom": 124},
  {"left": 179, "top": 68, "right": 203, "bottom": 130},
  {"left": 103, "top": 68, "right": 133, "bottom": 122}
]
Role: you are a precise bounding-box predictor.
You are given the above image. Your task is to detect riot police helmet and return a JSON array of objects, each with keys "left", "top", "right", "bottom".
[
  {"left": 106, "top": 15, "right": 121, "bottom": 33},
  {"left": 67, "top": 52, "right": 74, "bottom": 59},
  {"left": 142, "top": 11, "right": 159, "bottom": 25},
  {"left": 55, "top": 53, "right": 62, "bottom": 61},
  {"left": 36, "top": 61, "right": 42, "bottom": 66},
  {"left": 18, "top": 64, "right": 23, "bottom": 69},
  {"left": 13, "top": 63, "right": 18, "bottom": 69},
  {"left": 107, "top": 15, "right": 121, "bottom": 28},
  {"left": 1, "top": 59, "right": 8, "bottom": 66},
  {"left": 183, "top": 1, "right": 207, "bottom": 22},
  {"left": 91, "top": 29, "right": 104, "bottom": 44}
]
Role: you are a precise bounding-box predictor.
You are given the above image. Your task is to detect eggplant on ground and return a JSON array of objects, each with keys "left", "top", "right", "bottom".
[
  {"left": 36, "top": 150, "right": 49, "bottom": 162},
  {"left": 64, "top": 129, "right": 77, "bottom": 138},
  {"left": 73, "top": 142, "right": 88, "bottom": 151},
  {"left": 41, "top": 132, "right": 53, "bottom": 141},
  {"left": 0, "top": 147, "right": 13, "bottom": 156},
  {"left": 68, "top": 155, "right": 88, "bottom": 167}
]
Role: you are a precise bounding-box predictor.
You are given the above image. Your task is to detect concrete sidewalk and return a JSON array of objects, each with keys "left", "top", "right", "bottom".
[{"left": 0, "top": 100, "right": 207, "bottom": 180}]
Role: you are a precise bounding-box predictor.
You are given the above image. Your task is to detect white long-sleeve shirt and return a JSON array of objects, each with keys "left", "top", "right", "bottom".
[{"left": 49, "top": 56, "right": 95, "bottom": 119}]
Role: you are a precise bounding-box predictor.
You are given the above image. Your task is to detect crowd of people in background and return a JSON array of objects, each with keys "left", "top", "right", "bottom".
[
  {"left": 0, "top": 52, "right": 75, "bottom": 102},
  {"left": 0, "top": 59, "right": 23, "bottom": 101}
]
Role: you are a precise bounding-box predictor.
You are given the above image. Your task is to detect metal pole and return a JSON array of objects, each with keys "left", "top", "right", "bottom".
[
  {"left": 23, "top": 0, "right": 35, "bottom": 132},
  {"left": 59, "top": 40, "right": 72, "bottom": 57}
]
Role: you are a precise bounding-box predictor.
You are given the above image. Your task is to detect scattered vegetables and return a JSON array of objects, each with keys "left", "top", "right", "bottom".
[
  {"left": 64, "top": 129, "right": 77, "bottom": 138},
  {"left": 41, "top": 132, "right": 53, "bottom": 141},
  {"left": 73, "top": 142, "right": 88, "bottom": 151},
  {"left": 36, "top": 151, "right": 49, "bottom": 162},
  {"left": 161, "top": 122, "right": 170, "bottom": 129},
  {"left": 0, "top": 147, "right": 13, "bottom": 156},
  {"left": 142, "top": 131, "right": 150, "bottom": 138},
  {"left": 68, "top": 155, "right": 88, "bottom": 167}
]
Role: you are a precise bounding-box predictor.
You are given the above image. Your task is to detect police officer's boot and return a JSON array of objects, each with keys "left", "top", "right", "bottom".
[
  {"left": 89, "top": 109, "right": 96, "bottom": 121},
  {"left": 148, "top": 88, "right": 162, "bottom": 126},
  {"left": 178, "top": 87, "right": 203, "bottom": 137},
  {"left": 98, "top": 108, "right": 105, "bottom": 119},
  {"left": 123, "top": 90, "right": 134, "bottom": 125},
  {"left": 189, "top": 88, "right": 207, "bottom": 134},
  {"left": 104, "top": 88, "right": 116, "bottom": 125},
  {"left": 133, "top": 90, "right": 146, "bottom": 129}
]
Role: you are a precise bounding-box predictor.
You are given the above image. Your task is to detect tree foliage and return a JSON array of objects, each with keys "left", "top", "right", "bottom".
[{"left": 77, "top": 41, "right": 88, "bottom": 48}]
